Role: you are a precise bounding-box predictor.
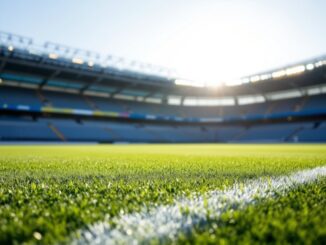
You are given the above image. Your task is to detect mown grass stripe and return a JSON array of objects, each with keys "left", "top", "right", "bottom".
[{"left": 75, "top": 166, "right": 326, "bottom": 244}]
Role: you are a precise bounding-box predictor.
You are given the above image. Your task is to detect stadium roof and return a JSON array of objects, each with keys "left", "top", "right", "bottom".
[
  {"left": 0, "top": 32, "right": 176, "bottom": 80},
  {"left": 1, "top": 31, "right": 326, "bottom": 101}
]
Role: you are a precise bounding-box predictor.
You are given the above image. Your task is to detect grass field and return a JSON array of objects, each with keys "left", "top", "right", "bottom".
[{"left": 0, "top": 144, "right": 325, "bottom": 244}]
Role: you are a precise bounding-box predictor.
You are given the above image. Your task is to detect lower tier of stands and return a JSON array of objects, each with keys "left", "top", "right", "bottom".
[{"left": 0, "top": 116, "right": 325, "bottom": 142}]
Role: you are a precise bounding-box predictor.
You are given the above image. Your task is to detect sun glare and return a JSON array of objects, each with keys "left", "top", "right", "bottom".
[{"left": 149, "top": 1, "right": 317, "bottom": 86}]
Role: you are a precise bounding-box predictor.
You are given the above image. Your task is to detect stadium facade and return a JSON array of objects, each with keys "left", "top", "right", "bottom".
[{"left": 0, "top": 32, "right": 326, "bottom": 143}]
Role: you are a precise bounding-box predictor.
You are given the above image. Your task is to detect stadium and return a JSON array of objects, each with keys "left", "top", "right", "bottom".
[
  {"left": 1, "top": 32, "right": 326, "bottom": 143},
  {"left": 0, "top": 1, "right": 326, "bottom": 244}
]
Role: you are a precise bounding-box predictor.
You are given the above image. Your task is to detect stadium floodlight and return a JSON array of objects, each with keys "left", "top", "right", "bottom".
[
  {"left": 260, "top": 74, "right": 272, "bottom": 80},
  {"left": 306, "top": 63, "right": 314, "bottom": 70},
  {"left": 174, "top": 79, "right": 204, "bottom": 87},
  {"left": 48, "top": 53, "right": 59, "bottom": 59},
  {"left": 285, "top": 65, "right": 305, "bottom": 76},
  {"left": 7, "top": 45, "right": 14, "bottom": 51},
  {"left": 250, "top": 75, "right": 260, "bottom": 83},
  {"left": 72, "top": 57, "right": 84, "bottom": 65},
  {"left": 87, "top": 61, "right": 94, "bottom": 67},
  {"left": 272, "top": 70, "right": 286, "bottom": 78},
  {"left": 315, "top": 61, "right": 323, "bottom": 67}
]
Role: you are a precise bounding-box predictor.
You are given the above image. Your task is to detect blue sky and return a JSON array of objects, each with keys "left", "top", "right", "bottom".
[{"left": 0, "top": 0, "right": 325, "bottom": 82}]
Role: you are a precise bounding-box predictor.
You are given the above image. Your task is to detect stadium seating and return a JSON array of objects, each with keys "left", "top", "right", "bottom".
[
  {"left": 1, "top": 113, "right": 320, "bottom": 143},
  {"left": 236, "top": 123, "right": 312, "bottom": 142},
  {"left": 42, "top": 91, "right": 91, "bottom": 109},
  {"left": 0, "top": 86, "right": 42, "bottom": 106},
  {"left": 86, "top": 96, "right": 126, "bottom": 112},
  {"left": 1, "top": 85, "right": 326, "bottom": 119},
  {"left": 296, "top": 122, "right": 326, "bottom": 142},
  {"left": 0, "top": 84, "right": 325, "bottom": 142},
  {"left": 302, "top": 95, "right": 326, "bottom": 112},
  {"left": 0, "top": 116, "right": 57, "bottom": 141}
]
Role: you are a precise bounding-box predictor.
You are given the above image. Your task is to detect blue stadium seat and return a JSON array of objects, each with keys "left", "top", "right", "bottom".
[{"left": 0, "top": 86, "right": 42, "bottom": 106}]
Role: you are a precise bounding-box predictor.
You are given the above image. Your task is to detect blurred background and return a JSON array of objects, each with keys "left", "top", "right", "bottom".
[{"left": 0, "top": 0, "right": 325, "bottom": 143}]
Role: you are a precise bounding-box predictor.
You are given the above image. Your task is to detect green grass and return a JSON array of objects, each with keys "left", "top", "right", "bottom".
[
  {"left": 0, "top": 144, "right": 325, "bottom": 244},
  {"left": 178, "top": 177, "right": 326, "bottom": 245}
]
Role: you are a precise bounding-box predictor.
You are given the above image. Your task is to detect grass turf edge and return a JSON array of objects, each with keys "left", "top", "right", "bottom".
[{"left": 176, "top": 177, "right": 326, "bottom": 245}]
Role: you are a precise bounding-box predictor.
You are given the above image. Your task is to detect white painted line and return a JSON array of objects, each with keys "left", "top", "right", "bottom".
[{"left": 74, "top": 166, "right": 326, "bottom": 245}]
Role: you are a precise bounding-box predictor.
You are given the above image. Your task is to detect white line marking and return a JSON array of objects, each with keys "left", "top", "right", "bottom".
[{"left": 74, "top": 166, "right": 326, "bottom": 244}]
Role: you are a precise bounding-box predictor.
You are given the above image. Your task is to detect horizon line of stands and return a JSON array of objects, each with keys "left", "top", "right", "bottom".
[{"left": 0, "top": 115, "right": 326, "bottom": 142}]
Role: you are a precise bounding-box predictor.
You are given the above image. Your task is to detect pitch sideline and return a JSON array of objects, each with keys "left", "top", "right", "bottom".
[{"left": 74, "top": 166, "right": 326, "bottom": 244}]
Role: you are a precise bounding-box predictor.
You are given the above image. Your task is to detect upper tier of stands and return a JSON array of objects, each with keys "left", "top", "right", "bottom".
[{"left": 1, "top": 85, "right": 325, "bottom": 119}]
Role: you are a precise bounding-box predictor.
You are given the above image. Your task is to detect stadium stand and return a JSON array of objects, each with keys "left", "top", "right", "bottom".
[
  {"left": 0, "top": 85, "right": 42, "bottom": 106},
  {"left": 0, "top": 32, "right": 326, "bottom": 143},
  {"left": 296, "top": 122, "right": 326, "bottom": 142}
]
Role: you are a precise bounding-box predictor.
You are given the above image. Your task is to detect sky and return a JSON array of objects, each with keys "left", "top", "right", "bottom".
[{"left": 0, "top": 0, "right": 325, "bottom": 83}]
